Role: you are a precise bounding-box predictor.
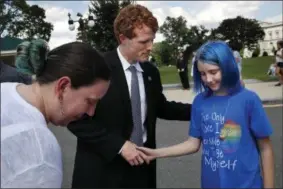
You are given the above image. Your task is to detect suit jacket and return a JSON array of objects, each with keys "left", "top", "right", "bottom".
[
  {"left": 67, "top": 50, "right": 191, "bottom": 188},
  {"left": 0, "top": 62, "right": 32, "bottom": 84}
]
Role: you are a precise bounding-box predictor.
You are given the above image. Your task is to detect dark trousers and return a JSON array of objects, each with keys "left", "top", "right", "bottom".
[
  {"left": 120, "top": 163, "right": 151, "bottom": 188},
  {"left": 179, "top": 70, "right": 190, "bottom": 89},
  {"left": 277, "top": 62, "right": 283, "bottom": 68},
  {"left": 120, "top": 140, "right": 154, "bottom": 188}
]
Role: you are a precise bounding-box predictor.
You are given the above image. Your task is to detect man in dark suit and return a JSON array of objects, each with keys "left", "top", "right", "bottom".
[
  {"left": 67, "top": 4, "right": 191, "bottom": 188},
  {"left": 0, "top": 61, "right": 32, "bottom": 84},
  {"left": 176, "top": 52, "right": 190, "bottom": 90}
]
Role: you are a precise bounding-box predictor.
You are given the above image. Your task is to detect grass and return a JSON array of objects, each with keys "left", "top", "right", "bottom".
[{"left": 159, "top": 56, "right": 278, "bottom": 84}]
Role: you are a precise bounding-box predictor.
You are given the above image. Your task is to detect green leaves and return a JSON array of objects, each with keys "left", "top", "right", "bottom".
[
  {"left": 77, "top": 0, "right": 135, "bottom": 52},
  {"left": 0, "top": 0, "right": 53, "bottom": 41},
  {"left": 213, "top": 16, "right": 265, "bottom": 50},
  {"left": 158, "top": 16, "right": 210, "bottom": 65}
]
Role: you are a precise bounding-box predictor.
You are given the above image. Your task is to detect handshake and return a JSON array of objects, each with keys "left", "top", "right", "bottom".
[{"left": 120, "top": 140, "right": 158, "bottom": 166}]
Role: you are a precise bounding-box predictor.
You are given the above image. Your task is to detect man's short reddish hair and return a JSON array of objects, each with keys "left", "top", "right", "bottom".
[{"left": 114, "top": 4, "right": 158, "bottom": 43}]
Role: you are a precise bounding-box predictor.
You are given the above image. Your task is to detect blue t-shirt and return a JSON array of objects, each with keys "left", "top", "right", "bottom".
[{"left": 189, "top": 88, "right": 273, "bottom": 188}]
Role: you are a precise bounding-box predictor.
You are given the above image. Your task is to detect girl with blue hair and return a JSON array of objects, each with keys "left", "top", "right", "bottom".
[{"left": 138, "top": 41, "right": 274, "bottom": 188}]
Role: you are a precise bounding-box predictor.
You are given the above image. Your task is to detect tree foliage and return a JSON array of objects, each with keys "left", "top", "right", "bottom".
[
  {"left": 152, "top": 41, "right": 174, "bottom": 66},
  {"left": 159, "top": 17, "right": 210, "bottom": 65},
  {"left": 183, "top": 25, "right": 210, "bottom": 62},
  {"left": 0, "top": 0, "right": 53, "bottom": 41},
  {"left": 189, "top": 25, "right": 209, "bottom": 45},
  {"left": 155, "top": 15, "right": 264, "bottom": 65},
  {"left": 78, "top": 0, "right": 134, "bottom": 52},
  {"left": 159, "top": 16, "right": 189, "bottom": 60},
  {"left": 213, "top": 16, "right": 265, "bottom": 50}
]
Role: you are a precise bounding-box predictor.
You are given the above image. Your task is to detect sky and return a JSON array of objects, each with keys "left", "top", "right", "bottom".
[{"left": 27, "top": 0, "right": 283, "bottom": 49}]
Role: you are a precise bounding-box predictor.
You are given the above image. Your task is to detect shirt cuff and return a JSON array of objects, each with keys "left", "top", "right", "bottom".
[{"left": 118, "top": 147, "right": 123, "bottom": 154}]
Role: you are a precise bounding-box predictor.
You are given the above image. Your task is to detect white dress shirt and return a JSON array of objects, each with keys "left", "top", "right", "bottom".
[{"left": 117, "top": 47, "right": 147, "bottom": 143}]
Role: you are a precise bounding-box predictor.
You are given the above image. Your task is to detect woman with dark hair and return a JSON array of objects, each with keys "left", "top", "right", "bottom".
[{"left": 1, "top": 39, "right": 111, "bottom": 188}]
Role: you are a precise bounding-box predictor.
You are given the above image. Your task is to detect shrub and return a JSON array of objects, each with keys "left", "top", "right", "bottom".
[
  {"left": 262, "top": 51, "right": 268, "bottom": 56},
  {"left": 252, "top": 45, "right": 260, "bottom": 57}
]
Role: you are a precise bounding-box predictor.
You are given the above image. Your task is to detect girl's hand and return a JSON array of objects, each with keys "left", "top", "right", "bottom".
[{"left": 136, "top": 146, "right": 159, "bottom": 163}]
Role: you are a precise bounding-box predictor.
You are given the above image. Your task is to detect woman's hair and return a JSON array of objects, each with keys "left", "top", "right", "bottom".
[
  {"left": 15, "top": 39, "right": 110, "bottom": 89},
  {"left": 113, "top": 4, "right": 158, "bottom": 43},
  {"left": 193, "top": 40, "right": 240, "bottom": 95}
]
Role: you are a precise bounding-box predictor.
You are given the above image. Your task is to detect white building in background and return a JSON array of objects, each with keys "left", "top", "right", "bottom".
[
  {"left": 258, "top": 21, "right": 283, "bottom": 56},
  {"left": 242, "top": 20, "right": 282, "bottom": 58}
]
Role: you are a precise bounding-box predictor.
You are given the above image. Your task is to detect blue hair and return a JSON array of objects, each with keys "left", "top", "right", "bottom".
[{"left": 193, "top": 40, "right": 242, "bottom": 95}]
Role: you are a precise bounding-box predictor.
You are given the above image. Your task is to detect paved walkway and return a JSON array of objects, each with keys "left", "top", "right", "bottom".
[{"left": 163, "top": 81, "right": 283, "bottom": 104}]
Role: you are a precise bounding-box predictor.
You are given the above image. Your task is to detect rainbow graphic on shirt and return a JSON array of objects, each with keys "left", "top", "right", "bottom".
[{"left": 220, "top": 120, "right": 242, "bottom": 153}]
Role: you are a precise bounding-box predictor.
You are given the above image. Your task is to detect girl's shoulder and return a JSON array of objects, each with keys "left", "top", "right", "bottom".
[
  {"left": 193, "top": 92, "right": 206, "bottom": 104},
  {"left": 238, "top": 88, "right": 260, "bottom": 100},
  {"left": 192, "top": 89, "right": 261, "bottom": 106},
  {"left": 191, "top": 92, "right": 217, "bottom": 108},
  {"left": 235, "top": 88, "right": 262, "bottom": 109}
]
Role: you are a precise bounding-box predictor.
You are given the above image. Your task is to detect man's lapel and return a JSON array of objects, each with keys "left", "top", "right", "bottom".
[{"left": 107, "top": 50, "right": 132, "bottom": 120}]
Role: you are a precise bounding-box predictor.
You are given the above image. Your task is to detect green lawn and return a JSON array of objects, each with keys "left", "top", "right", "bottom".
[{"left": 159, "top": 56, "right": 277, "bottom": 84}]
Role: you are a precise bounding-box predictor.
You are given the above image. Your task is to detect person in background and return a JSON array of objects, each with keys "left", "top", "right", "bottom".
[
  {"left": 150, "top": 55, "right": 157, "bottom": 67},
  {"left": 176, "top": 51, "right": 190, "bottom": 90},
  {"left": 274, "top": 40, "right": 283, "bottom": 86},
  {"left": 190, "top": 51, "right": 196, "bottom": 78},
  {"left": 67, "top": 4, "right": 191, "bottom": 188},
  {"left": 0, "top": 61, "right": 32, "bottom": 84},
  {"left": 229, "top": 42, "right": 245, "bottom": 86},
  {"left": 1, "top": 39, "right": 111, "bottom": 188},
  {"left": 138, "top": 41, "right": 274, "bottom": 189}
]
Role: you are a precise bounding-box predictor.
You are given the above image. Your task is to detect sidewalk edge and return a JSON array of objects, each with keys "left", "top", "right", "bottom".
[{"left": 261, "top": 98, "right": 283, "bottom": 105}]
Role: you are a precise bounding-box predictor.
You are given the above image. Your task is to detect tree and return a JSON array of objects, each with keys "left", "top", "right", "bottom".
[
  {"left": 0, "top": 0, "right": 53, "bottom": 41},
  {"left": 252, "top": 44, "right": 260, "bottom": 57},
  {"left": 183, "top": 25, "right": 210, "bottom": 62},
  {"left": 78, "top": 0, "right": 134, "bottom": 52},
  {"left": 152, "top": 41, "right": 174, "bottom": 66},
  {"left": 159, "top": 16, "right": 189, "bottom": 61},
  {"left": 213, "top": 16, "right": 265, "bottom": 50},
  {"left": 187, "top": 25, "right": 209, "bottom": 49}
]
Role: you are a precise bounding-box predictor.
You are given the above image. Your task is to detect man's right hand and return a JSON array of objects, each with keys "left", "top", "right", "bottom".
[{"left": 120, "top": 141, "right": 149, "bottom": 166}]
